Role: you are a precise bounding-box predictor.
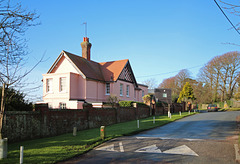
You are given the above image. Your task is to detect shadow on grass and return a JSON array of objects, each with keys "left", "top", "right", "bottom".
[{"left": 1, "top": 112, "right": 196, "bottom": 164}]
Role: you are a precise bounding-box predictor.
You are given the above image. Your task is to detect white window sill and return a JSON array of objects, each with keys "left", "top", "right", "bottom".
[
  {"left": 46, "top": 91, "right": 53, "bottom": 94},
  {"left": 59, "top": 91, "right": 67, "bottom": 93},
  {"left": 126, "top": 95, "right": 130, "bottom": 98},
  {"left": 105, "top": 93, "right": 110, "bottom": 96},
  {"left": 120, "top": 94, "right": 123, "bottom": 97}
]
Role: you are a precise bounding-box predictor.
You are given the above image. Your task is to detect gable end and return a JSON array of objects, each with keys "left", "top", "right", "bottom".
[{"left": 118, "top": 61, "right": 138, "bottom": 87}]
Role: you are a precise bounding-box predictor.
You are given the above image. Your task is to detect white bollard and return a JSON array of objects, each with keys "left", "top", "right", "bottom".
[
  {"left": 137, "top": 120, "right": 139, "bottom": 128},
  {"left": 170, "top": 113, "right": 172, "bottom": 119},
  {"left": 189, "top": 110, "right": 190, "bottom": 114},
  {"left": 168, "top": 111, "right": 170, "bottom": 117},
  {"left": 153, "top": 116, "right": 155, "bottom": 124},
  {"left": 194, "top": 110, "right": 196, "bottom": 113},
  {"left": 179, "top": 111, "right": 181, "bottom": 116},
  {"left": 20, "top": 146, "right": 24, "bottom": 164}
]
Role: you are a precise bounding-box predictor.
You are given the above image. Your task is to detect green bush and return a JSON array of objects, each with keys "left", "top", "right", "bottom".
[
  {"left": 156, "top": 101, "right": 168, "bottom": 107},
  {"left": 0, "top": 87, "right": 33, "bottom": 111},
  {"left": 227, "top": 100, "right": 233, "bottom": 107},
  {"left": 135, "top": 102, "right": 149, "bottom": 107},
  {"left": 119, "top": 101, "right": 134, "bottom": 107}
]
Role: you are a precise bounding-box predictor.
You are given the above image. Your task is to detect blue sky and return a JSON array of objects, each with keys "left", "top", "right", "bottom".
[{"left": 18, "top": 0, "right": 239, "bottom": 101}]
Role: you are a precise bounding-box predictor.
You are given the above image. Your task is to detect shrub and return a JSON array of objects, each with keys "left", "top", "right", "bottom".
[
  {"left": 0, "top": 87, "right": 33, "bottom": 111},
  {"left": 107, "top": 94, "right": 119, "bottom": 107},
  {"left": 156, "top": 101, "right": 168, "bottom": 107},
  {"left": 135, "top": 102, "right": 149, "bottom": 107},
  {"left": 119, "top": 101, "right": 134, "bottom": 107},
  {"left": 142, "top": 94, "right": 151, "bottom": 104}
]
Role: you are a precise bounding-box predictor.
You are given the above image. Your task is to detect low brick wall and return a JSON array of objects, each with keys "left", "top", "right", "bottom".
[
  {"left": 3, "top": 104, "right": 150, "bottom": 143},
  {"left": 3, "top": 103, "right": 184, "bottom": 143}
]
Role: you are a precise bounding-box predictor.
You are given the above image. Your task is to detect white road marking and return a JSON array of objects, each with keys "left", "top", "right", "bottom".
[
  {"left": 119, "top": 142, "right": 124, "bottom": 152},
  {"left": 163, "top": 145, "right": 199, "bottom": 156},
  {"left": 234, "top": 144, "right": 240, "bottom": 160},
  {"left": 135, "top": 144, "right": 162, "bottom": 153},
  {"left": 96, "top": 144, "right": 117, "bottom": 152},
  {"left": 136, "top": 136, "right": 202, "bottom": 141}
]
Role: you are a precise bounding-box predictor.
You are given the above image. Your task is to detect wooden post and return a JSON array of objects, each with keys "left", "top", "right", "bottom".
[{"left": 100, "top": 126, "right": 105, "bottom": 140}]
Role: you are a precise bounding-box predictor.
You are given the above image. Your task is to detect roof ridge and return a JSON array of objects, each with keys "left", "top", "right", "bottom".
[
  {"left": 63, "top": 50, "right": 105, "bottom": 81},
  {"left": 99, "top": 58, "right": 128, "bottom": 64}
]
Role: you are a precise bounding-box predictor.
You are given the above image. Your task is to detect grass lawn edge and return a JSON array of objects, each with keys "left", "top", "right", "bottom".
[{"left": 57, "top": 112, "right": 197, "bottom": 163}]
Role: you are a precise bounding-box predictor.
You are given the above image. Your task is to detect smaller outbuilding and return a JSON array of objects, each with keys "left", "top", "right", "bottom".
[{"left": 154, "top": 88, "right": 172, "bottom": 104}]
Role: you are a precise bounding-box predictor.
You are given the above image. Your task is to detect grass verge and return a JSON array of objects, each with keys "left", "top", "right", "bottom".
[{"left": 1, "top": 112, "right": 196, "bottom": 164}]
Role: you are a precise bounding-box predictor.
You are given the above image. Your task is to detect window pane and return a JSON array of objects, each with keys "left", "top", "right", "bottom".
[
  {"left": 126, "top": 85, "right": 129, "bottom": 96},
  {"left": 47, "top": 79, "right": 52, "bottom": 92},
  {"left": 120, "top": 84, "right": 123, "bottom": 96},
  {"left": 106, "top": 83, "right": 110, "bottom": 94},
  {"left": 59, "top": 103, "right": 66, "bottom": 109},
  {"left": 163, "top": 93, "right": 167, "bottom": 97},
  {"left": 60, "top": 77, "right": 66, "bottom": 92}
]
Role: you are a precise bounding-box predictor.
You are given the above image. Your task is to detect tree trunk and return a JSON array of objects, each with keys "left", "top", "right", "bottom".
[{"left": 0, "top": 83, "right": 6, "bottom": 139}]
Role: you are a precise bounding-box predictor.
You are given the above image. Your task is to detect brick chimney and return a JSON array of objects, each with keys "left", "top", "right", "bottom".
[{"left": 81, "top": 37, "right": 92, "bottom": 61}]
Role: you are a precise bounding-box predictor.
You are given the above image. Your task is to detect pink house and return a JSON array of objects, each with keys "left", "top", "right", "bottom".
[{"left": 42, "top": 37, "right": 148, "bottom": 109}]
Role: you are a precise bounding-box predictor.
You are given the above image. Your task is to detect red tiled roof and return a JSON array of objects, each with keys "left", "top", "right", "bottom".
[
  {"left": 99, "top": 59, "right": 128, "bottom": 81},
  {"left": 62, "top": 51, "right": 128, "bottom": 82}
]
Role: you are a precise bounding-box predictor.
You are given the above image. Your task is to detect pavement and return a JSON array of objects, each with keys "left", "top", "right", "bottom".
[{"left": 58, "top": 111, "right": 240, "bottom": 164}]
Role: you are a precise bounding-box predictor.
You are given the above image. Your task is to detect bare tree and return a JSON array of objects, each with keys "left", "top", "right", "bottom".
[
  {"left": 198, "top": 51, "right": 240, "bottom": 102},
  {"left": 0, "top": 0, "right": 40, "bottom": 139},
  {"left": 142, "top": 78, "right": 158, "bottom": 89}
]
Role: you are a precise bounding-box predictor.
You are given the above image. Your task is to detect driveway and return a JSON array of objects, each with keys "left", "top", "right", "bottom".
[{"left": 59, "top": 111, "right": 240, "bottom": 164}]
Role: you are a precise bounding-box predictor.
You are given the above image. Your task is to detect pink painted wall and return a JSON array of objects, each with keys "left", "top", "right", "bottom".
[
  {"left": 110, "top": 80, "right": 147, "bottom": 102},
  {"left": 42, "top": 53, "right": 148, "bottom": 109},
  {"left": 51, "top": 55, "right": 78, "bottom": 74},
  {"left": 69, "top": 73, "right": 85, "bottom": 100},
  {"left": 85, "top": 79, "right": 105, "bottom": 102}
]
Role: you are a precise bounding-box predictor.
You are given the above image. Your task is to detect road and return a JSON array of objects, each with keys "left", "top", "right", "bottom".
[{"left": 59, "top": 111, "right": 240, "bottom": 164}]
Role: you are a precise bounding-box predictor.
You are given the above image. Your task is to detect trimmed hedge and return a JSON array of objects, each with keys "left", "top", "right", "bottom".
[
  {"left": 118, "top": 101, "right": 149, "bottom": 107},
  {"left": 119, "top": 101, "right": 134, "bottom": 107},
  {"left": 156, "top": 101, "right": 168, "bottom": 107}
]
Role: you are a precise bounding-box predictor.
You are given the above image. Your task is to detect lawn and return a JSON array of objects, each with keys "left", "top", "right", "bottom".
[{"left": 1, "top": 112, "right": 196, "bottom": 164}]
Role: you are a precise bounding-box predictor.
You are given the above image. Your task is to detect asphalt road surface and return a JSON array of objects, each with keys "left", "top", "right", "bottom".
[{"left": 59, "top": 111, "right": 240, "bottom": 164}]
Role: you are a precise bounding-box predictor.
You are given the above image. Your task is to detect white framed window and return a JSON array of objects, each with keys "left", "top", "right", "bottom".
[
  {"left": 46, "top": 78, "right": 53, "bottom": 93},
  {"left": 60, "top": 77, "right": 66, "bottom": 92},
  {"left": 106, "top": 83, "right": 110, "bottom": 95},
  {"left": 59, "top": 103, "right": 66, "bottom": 109},
  {"left": 163, "top": 93, "right": 167, "bottom": 98},
  {"left": 120, "top": 83, "right": 123, "bottom": 96},
  {"left": 142, "top": 90, "right": 144, "bottom": 97},
  {"left": 126, "top": 85, "right": 130, "bottom": 97}
]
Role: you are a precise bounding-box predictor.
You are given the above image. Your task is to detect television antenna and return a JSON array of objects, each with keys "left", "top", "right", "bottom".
[{"left": 82, "top": 22, "right": 87, "bottom": 37}]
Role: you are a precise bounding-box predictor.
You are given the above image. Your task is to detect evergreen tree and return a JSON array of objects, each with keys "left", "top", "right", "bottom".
[
  {"left": 0, "top": 87, "right": 32, "bottom": 111},
  {"left": 177, "top": 82, "right": 196, "bottom": 103}
]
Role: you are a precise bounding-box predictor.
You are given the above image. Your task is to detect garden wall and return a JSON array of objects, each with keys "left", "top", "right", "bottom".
[{"left": 3, "top": 103, "right": 184, "bottom": 143}]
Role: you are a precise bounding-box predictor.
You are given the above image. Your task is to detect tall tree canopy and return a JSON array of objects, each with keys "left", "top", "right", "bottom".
[{"left": 198, "top": 51, "right": 240, "bottom": 102}]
